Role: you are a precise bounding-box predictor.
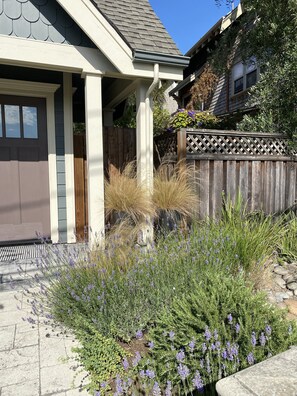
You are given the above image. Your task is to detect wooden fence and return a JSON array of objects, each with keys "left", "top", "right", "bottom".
[
  {"left": 74, "top": 127, "right": 297, "bottom": 237},
  {"left": 155, "top": 129, "right": 297, "bottom": 217}
]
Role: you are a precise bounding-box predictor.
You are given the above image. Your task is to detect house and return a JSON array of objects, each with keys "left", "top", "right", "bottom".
[
  {"left": 0, "top": 0, "right": 189, "bottom": 246},
  {"left": 170, "top": 3, "right": 259, "bottom": 120}
]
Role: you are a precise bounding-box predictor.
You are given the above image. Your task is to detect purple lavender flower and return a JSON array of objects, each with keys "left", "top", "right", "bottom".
[
  {"left": 132, "top": 351, "right": 141, "bottom": 367},
  {"left": 152, "top": 382, "right": 161, "bottom": 396},
  {"left": 227, "top": 313, "right": 233, "bottom": 324},
  {"left": 177, "top": 363, "right": 190, "bottom": 380},
  {"left": 115, "top": 375, "right": 124, "bottom": 395},
  {"left": 122, "top": 357, "right": 129, "bottom": 371},
  {"left": 251, "top": 332, "right": 257, "bottom": 347},
  {"left": 213, "top": 329, "right": 218, "bottom": 340},
  {"left": 139, "top": 370, "right": 145, "bottom": 378},
  {"left": 259, "top": 332, "right": 266, "bottom": 346},
  {"left": 215, "top": 341, "right": 221, "bottom": 350},
  {"left": 265, "top": 325, "right": 272, "bottom": 336},
  {"left": 247, "top": 352, "right": 255, "bottom": 365},
  {"left": 100, "top": 381, "right": 107, "bottom": 388},
  {"left": 169, "top": 331, "right": 175, "bottom": 341},
  {"left": 176, "top": 349, "right": 185, "bottom": 362},
  {"left": 145, "top": 369, "right": 155, "bottom": 379},
  {"left": 204, "top": 327, "right": 212, "bottom": 341},
  {"left": 165, "top": 380, "right": 172, "bottom": 396},
  {"left": 189, "top": 339, "right": 196, "bottom": 353},
  {"left": 235, "top": 323, "right": 240, "bottom": 334},
  {"left": 94, "top": 391, "right": 101, "bottom": 396},
  {"left": 135, "top": 330, "right": 143, "bottom": 339},
  {"left": 200, "top": 359, "right": 205, "bottom": 369},
  {"left": 192, "top": 370, "right": 204, "bottom": 393},
  {"left": 221, "top": 349, "right": 228, "bottom": 360},
  {"left": 148, "top": 341, "right": 154, "bottom": 349}
]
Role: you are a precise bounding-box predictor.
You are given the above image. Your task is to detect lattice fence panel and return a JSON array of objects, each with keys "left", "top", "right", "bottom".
[{"left": 186, "top": 133, "right": 297, "bottom": 157}]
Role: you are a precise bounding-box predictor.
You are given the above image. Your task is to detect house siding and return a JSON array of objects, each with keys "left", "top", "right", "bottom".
[
  {"left": 0, "top": 65, "right": 68, "bottom": 243},
  {"left": 0, "top": 0, "right": 96, "bottom": 48}
]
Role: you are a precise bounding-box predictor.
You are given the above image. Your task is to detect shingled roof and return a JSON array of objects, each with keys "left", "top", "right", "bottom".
[{"left": 91, "top": 0, "right": 182, "bottom": 56}]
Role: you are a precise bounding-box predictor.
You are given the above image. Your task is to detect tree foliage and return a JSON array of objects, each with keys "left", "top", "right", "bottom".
[{"left": 217, "top": 0, "right": 297, "bottom": 138}]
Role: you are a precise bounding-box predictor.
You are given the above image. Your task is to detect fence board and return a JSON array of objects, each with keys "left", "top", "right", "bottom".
[{"left": 155, "top": 129, "right": 297, "bottom": 218}]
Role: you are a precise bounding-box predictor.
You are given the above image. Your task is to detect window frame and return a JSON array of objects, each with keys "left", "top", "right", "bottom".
[{"left": 232, "top": 57, "right": 259, "bottom": 96}]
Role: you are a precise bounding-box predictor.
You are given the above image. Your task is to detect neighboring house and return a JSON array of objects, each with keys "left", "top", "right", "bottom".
[
  {"left": 0, "top": 0, "right": 189, "bottom": 245},
  {"left": 170, "top": 3, "right": 259, "bottom": 118}
]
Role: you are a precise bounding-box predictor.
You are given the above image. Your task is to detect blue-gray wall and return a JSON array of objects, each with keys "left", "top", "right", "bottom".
[
  {"left": 0, "top": 65, "right": 68, "bottom": 243},
  {"left": 0, "top": 0, "right": 96, "bottom": 47}
]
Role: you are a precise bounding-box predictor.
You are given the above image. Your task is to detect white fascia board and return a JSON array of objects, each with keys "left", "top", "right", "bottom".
[
  {"left": 56, "top": 0, "right": 133, "bottom": 73},
  {"left": 0, "top": 35, "right": 115, "bottom": 74}
]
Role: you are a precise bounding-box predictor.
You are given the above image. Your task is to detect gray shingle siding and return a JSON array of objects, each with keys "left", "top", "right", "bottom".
[
  {"left": 91, "top": 0, "right": 181, "bottom": 55},
  {"left": 0, "top": 0, "right": 96, "bottom": 47}
]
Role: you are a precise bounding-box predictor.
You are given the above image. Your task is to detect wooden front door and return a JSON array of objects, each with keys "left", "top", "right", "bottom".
[{"left": 0, "top": 95, "right": 50, "bottom": 244}]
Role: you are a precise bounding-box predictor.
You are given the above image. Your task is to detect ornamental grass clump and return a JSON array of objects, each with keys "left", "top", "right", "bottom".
[
  {"left": 105, "top": 163, "right": 155, "bottom": 224},
  {"left": 153, "top": 162, "right": 199, "bottom": 227}
]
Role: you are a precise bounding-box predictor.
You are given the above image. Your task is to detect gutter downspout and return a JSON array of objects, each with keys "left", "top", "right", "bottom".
[
  {"left": 145, "top": 63, "right": 160, "bottom": 190},
  {"left": 139, "top": 63, "right": 159, "bottom": 247}
]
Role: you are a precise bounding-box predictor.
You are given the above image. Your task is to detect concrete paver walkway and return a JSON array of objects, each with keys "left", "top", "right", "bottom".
[{"left": 0, "top": 285, "right": 89, "bottom": 396}]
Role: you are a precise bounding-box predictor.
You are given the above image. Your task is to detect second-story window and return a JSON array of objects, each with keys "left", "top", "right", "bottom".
[{"left": 232, "top": 56, "right": 258, "bottom": 95}]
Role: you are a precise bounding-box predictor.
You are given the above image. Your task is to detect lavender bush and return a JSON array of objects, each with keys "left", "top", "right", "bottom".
[{"left": 95, "top": 274, "right": 297, "bottom": 395}]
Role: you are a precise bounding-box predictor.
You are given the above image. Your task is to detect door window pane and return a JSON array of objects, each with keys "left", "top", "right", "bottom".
[
  {"left": 23, "top": 106, "right": 38, "bottom": 139},
  {"left": 5, "top": 105, "right": 21, "bottom": 138},
  {"left": 0, "top": 108, "right": 2, "bottom": 137}
]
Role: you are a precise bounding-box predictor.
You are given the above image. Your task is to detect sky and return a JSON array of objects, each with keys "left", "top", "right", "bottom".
[{"left": 149, "top": 0, "right": 240, "bottom": 55}]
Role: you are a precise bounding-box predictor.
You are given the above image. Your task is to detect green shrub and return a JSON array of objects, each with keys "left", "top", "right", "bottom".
[
  {"left": 278, "top": 214, "right": 297, "bottom": 262},
  {"left": 32, "top": 224, "right": 238, "bottom": 342},
  {"left": 72, "top": 320, "right": 128, "bottom": 394},
  {"left": 144, "top": 273, "right": 297, "bottom": 395},
  {"left": 218, "top": 194, "right": 286, "bottom": 285},
  {"left": 169, "top": 109, "right": 220, "bottom": 131}
]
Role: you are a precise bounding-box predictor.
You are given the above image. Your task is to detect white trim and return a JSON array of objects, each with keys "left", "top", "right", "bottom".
[
  {"left": 57, "top": 0, "right": 133, "bottom": 71},
  {"left": 0, "top": 35, "right": 115, "bottom": 75},
  {"left": 0, "top": 78, "right": 60, "bottom": 243},
  {"left": 0, "top": 35, "right": 184, "bottom": 80},
  {"left": 85, "top": 73, "right": 105, "bottom": 245},
  {"left": 63, "top": 73, "right": 76, "bottom": 243}
]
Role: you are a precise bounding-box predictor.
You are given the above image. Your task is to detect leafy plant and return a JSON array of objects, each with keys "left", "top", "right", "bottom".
[
  {"left": 145, "top": 272, "right": 297, "bottom": 394},
  {"left": 169, "top": 109, "right": 220, "bottom": 131},
  {"left": 73, "top": 320, "right": 128, "bottom": 394}
]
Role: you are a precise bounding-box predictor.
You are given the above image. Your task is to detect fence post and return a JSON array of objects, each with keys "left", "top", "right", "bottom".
[{"left": 177, "top": 128, "right": 187, "bottom": 162}]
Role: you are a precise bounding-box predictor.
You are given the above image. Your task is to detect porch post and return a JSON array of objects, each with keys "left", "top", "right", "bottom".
[
  {"left": 136, "top": 81, "right": 154, "bottom": 244},
  {"left": 84, "top": 73, "right": 105, "bottom": 245}
]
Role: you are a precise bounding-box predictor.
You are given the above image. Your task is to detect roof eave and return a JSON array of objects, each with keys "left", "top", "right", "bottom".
[{"left": 133, "top": 50, "right": 190, "bottom": 68}]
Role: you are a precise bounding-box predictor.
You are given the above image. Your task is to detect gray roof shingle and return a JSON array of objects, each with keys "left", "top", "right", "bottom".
[{"left": 91, "top": 0, "right": 182, "bottom": 56}]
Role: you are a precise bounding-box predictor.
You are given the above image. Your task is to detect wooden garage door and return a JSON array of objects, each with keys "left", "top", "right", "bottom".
[{"left": 0, "top": 95, "right": 50, "bottom": 244}]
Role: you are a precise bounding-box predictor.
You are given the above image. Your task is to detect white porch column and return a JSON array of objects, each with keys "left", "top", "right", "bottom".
[
  {"left": 63, "top": 72, "right": 76, "bottom": 243},
  {"left": 136, "top": 81, "right": 153, "bottom": 190},
  {"left": 136, "top": 81, "right": 154, "bottom": 245},
  {"left": 85, "top": 73, "right": 105, "bottom": 245}
]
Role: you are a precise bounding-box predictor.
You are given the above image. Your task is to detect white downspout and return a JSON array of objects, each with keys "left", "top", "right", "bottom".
[{"left": 145, "top": 63, "right": 160, "bottom": 191}]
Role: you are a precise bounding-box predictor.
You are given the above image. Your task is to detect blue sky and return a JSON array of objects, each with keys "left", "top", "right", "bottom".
[{"left": 149, "top": 0, "right": 240, "bottom": 54}]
